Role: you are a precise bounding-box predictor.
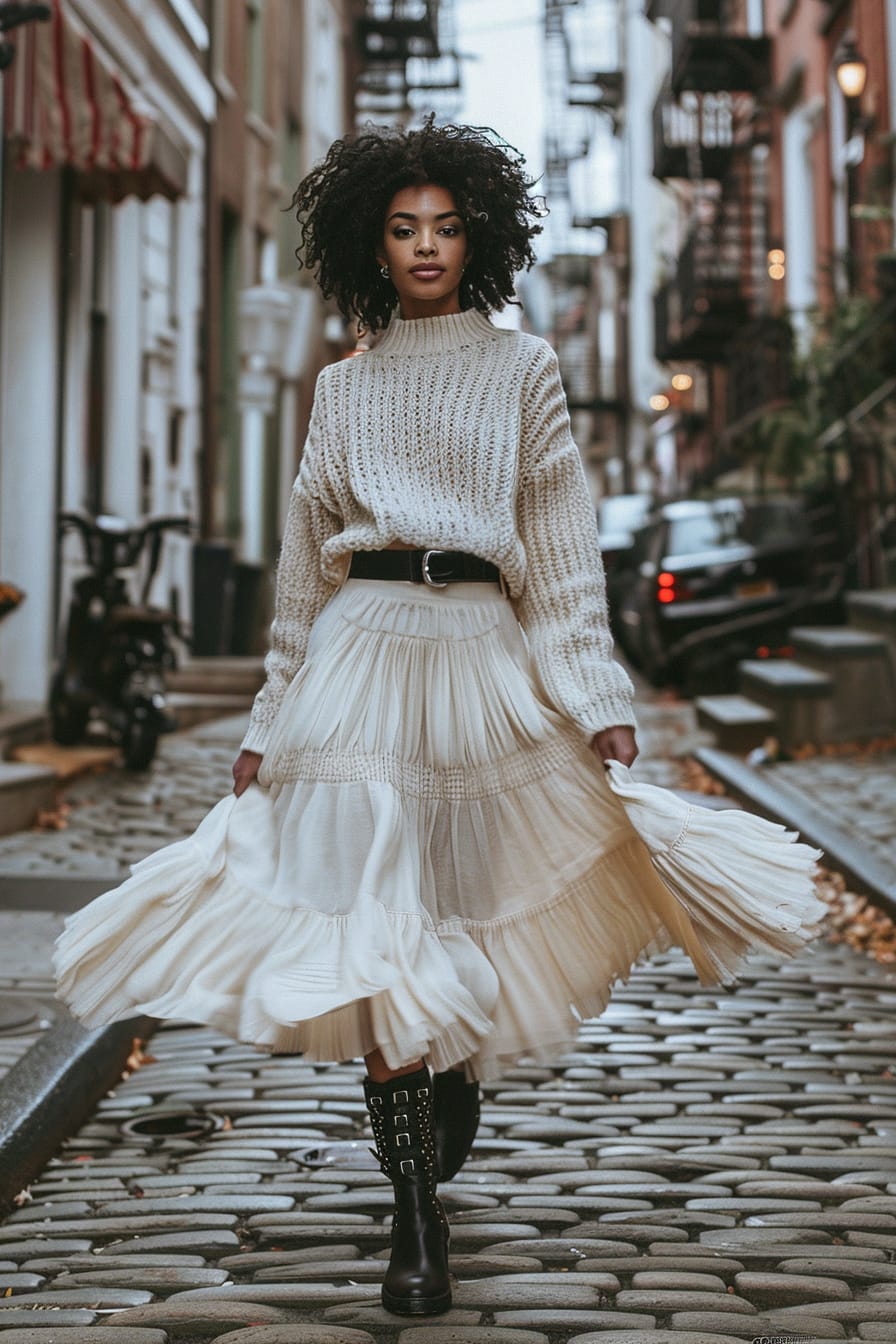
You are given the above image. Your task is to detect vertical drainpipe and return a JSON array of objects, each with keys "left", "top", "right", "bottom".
[
  {"left": 887, "top": 0, "right": 896, "bottom": 245},
  {"left": 199, "top": 72, "right": 217, "bottom": 541},
  {"left": 51, "top": 167, "right": 73, "bottom": 648}
]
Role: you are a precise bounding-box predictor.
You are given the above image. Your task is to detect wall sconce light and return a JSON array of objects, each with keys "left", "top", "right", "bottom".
[
  {"left": 649, "top": 393, "right": 671, "bottom": 412},
  {"left": 768, "top": 247, "right": 786, "bottom": 280},
  {"left": 670, "top": 373, "right": 693, "bottom": 392},
  {"left": 835, "top": 37, "right": 868, "bottom": 100}
]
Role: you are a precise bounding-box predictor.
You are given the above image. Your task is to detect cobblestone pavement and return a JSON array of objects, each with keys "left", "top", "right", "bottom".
[
  {"left": 1, "top": 940, "right": 894, "bottom": 1343},
  {"left": 2, "top": 692, "right": 896, "bottom": 1340},
  {"left": 0, "top": 720, "right": 240, "bottom": 885}
]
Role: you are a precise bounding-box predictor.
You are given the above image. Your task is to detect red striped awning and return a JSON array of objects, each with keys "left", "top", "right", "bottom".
[{"left": 4, "top": 0, "right": 188, "bottom": 202}]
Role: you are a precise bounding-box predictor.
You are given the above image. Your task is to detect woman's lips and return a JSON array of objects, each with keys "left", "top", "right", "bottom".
[{"left": 409, "top": 267, "right": 445, "bottom": 281}]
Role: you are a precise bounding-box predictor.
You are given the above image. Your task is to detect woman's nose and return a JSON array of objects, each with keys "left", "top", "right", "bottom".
[{"left": 415, "top": 234, "right": 436, "bottom": 254}]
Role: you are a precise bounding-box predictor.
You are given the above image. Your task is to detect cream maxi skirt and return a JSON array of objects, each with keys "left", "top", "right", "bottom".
[{"left": 54, "top": 579, "right": 825, "bottom": 1081}]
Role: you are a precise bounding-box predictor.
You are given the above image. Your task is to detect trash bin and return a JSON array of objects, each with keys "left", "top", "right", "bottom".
[
  {"left": 191, "top": 541, "right": 234, "bottom": 655},
  {"left": 230, "top": 560, "right": 267, "bottom": 656}
]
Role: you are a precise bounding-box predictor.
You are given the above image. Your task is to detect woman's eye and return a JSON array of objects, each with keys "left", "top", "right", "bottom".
[
  {"left": 392, "top": 227, "right": 414, "bottom": 238},
  {"left": 440, "top": 226, "right": 459, "bottom": 236}
]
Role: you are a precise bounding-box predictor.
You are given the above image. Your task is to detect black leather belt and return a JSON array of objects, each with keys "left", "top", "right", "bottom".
[{"left": 349, "top": 549, "right": 501, "bottom": 588}]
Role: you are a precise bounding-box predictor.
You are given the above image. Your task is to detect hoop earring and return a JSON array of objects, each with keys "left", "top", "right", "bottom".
[{"left": 379, "top": 264, "right": 390, "bottom": 279}]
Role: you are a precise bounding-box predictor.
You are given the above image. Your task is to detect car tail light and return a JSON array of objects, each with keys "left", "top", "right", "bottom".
[{"left": 656, "top": 571, "right": 694, "bottom": 603}]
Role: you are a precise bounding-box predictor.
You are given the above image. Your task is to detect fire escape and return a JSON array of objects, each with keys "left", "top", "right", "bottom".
[
  {"left": 544, "top": 0, "right": 629, "bottom": 485},
  {"left": 352, "top": 0, "right": 461, "bottom": 125},
  {"left": 649, "top": 0, "right": 786, "bottom": 432}
]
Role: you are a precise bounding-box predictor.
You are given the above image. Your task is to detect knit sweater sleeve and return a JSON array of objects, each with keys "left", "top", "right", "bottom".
[
  {"left": 513, "top": 345, "right": 636, "bottom": 738},
  {"left": 240, "top": 382, "right": 342, "bottom": 756}
]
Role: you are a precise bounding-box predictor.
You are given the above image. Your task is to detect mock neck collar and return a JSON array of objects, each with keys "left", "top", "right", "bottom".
[{"left": 373, "top": 308, "right": 500, "bottom": 357}]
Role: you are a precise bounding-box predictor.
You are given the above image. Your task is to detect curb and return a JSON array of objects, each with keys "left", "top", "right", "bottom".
[
  {"left": 695, "top": 745, "right": 896, "bottom": 920},
  {"left": 0, "top": 874, "right": 119, "bottom": 911},
  {"left": 0, "top": 1009, "right": 155, "bottom": 1211}
]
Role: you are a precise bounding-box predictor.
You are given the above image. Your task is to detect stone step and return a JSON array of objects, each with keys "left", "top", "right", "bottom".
[
  {"left": 847, "top": 586, "right": 896, "bottom": 667},
  {"left": 789, "top": 625, "right": 896, "bottom": 739},
  {"left": 694, "top": 694, "right": 778, "bottom": 755},
  {"left": 737, "top": 659, "right": 834, "bottom": 748},
  {"left": 0, "top": 701, "right": 50, "bottom": 759},
  {"left": 0, "top": 761, "right": 57, "bottom": 837},
  {"left": 168, "top": 657, "right": 265, "bottom": 697}
]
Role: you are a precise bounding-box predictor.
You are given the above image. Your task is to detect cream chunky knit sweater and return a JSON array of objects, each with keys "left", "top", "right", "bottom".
[{"left": 241, "top": 308, "right": 635, "bottom": 755}]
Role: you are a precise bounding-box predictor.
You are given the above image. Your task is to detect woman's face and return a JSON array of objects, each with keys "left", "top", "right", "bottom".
[{"left": 378, "top": 184, "right": 470, "bottom": 320}]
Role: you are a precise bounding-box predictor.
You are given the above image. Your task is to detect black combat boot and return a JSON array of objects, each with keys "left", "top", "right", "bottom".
[
  {"left": 433, "top": 1067, "right": 481, "bottom": 1182},
  {"left": 364, "top": 1065, "right": 451, "bottom": 1316}
]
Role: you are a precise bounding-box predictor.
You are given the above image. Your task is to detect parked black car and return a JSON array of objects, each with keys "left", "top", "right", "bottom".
[
  {"left": 612, "top": 496, "right": 832, "bottom": 691},
  {"left": 598, "top": 492, "right": 653, "bottom": 576}
]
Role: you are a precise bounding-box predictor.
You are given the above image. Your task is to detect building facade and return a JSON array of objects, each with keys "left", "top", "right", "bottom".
[
  {"left": 642, "top": 0, "right": 895, "bottom": 568},
  {"left": 198, "top": 0, "right": 355, "bottom": 656},
  {"left": 0, "top": 0, "right": 466, "bottom": 709},
  {"left": 0, "top": 0, "right": 213, "bottom": 707},
  {"left": 538, "top": 0, "right": 638, "bottom": 503}
]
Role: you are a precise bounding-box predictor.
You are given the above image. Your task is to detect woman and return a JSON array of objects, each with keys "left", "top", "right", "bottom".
[{"left": 55, "top": 119, "right": 823, "bottom": 1318}]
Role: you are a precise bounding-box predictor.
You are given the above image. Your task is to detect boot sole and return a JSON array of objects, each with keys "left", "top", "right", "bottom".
[{"left": 381, "top": 1286, "right": 452, "bottom": 1316}]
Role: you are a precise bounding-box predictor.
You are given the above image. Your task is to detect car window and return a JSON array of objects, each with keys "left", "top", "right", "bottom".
[
  {"left": 668, "top": 508, "right": 744, "bottom": 553},
  {"left": 667, "top": 501, "right": 808, "bottom": 554},
  {"left": 598, "top": 494, "right": 651, "bottom": 535},
  {"left": 742, "top": 501, "right": 809, "bottom": 547}
]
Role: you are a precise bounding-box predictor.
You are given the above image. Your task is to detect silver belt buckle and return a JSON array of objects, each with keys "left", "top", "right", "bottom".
[{"left": 421, "top": 549, "right": 449, "bottom": 588}]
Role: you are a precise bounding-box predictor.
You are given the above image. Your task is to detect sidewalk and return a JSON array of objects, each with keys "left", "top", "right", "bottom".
[
  {"left": 695, "top": 743, "right": 896, "bottom": 922},
  {"left": 0, "top": 695, "right": 894, "bottom": 1341}
]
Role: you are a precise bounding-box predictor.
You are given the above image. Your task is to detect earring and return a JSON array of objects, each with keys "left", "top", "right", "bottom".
[{"left": 379, "top": 264, "right": 390, "bottom": 279}]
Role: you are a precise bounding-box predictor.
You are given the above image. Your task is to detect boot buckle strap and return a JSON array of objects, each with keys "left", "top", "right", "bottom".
[{"left": 399, "top": 1158, "right": 416, "bottom": 1175}]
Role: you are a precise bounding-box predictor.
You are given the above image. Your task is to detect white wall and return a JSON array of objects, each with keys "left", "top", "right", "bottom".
[
  {"left": 0, "top": 169, "right": 61, "bottom": 704},
  {"left": 303, "top": 0, "right": 346, "bottom": 173},
  {"left": 105, "top": 200, "right": 142, "bottom": 519},
  {"left": 783, "top": 103, "right": 818, "bottom": 349},
  {"left": 623, "top": 0, "right": 668, "bottom": 487}
]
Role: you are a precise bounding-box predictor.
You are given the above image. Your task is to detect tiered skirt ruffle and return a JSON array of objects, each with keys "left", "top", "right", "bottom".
[{"left": 54, "top": 579, "right": 824, "bottom": 1080}]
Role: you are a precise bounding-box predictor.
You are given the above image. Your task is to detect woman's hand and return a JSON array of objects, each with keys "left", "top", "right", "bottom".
[
  {"left": 590, "top": 725, "right": 638, "bottom": 768},
  {"left": 232, "top": 749, "right": 263, "bottom": 797}
]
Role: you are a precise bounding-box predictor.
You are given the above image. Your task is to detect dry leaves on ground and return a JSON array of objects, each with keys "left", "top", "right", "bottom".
[
  {"left": 33, "top": 802, "right": 72, "bottom": 831},
  {"left": 121, "top": 1038, "right": 159, "bottom": 1079},
  {"left": 787, "top": 733, "right": 896, "bottom": 761},
  {"left": 815, "top": 866, "right": 896, "bottom": 965}
]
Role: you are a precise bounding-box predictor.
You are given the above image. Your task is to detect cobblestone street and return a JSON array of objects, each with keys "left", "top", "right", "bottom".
[
  {"left": 1, "top": 941, "right": 895, "bottom": 1342},
  {"left": 0, "top": 697, "right": 894, "bottom": 1341}
]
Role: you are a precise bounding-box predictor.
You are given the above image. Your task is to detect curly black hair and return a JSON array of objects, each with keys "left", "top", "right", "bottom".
[{"left": 289, "top": 117, "right": 545, "bottom": 332}]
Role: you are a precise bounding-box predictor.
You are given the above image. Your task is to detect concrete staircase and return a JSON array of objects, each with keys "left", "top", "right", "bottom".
[
  {"left": 696, "top": 587, "right": 896, "bottom": 753},
  {"left": 166, "top": 655, "right": 264, "bottom": 730}
]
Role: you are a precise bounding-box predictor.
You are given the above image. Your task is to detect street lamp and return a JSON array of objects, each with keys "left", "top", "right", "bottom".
[{"left": 834, "top": 37, "right": 868, "bottom": 101}]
